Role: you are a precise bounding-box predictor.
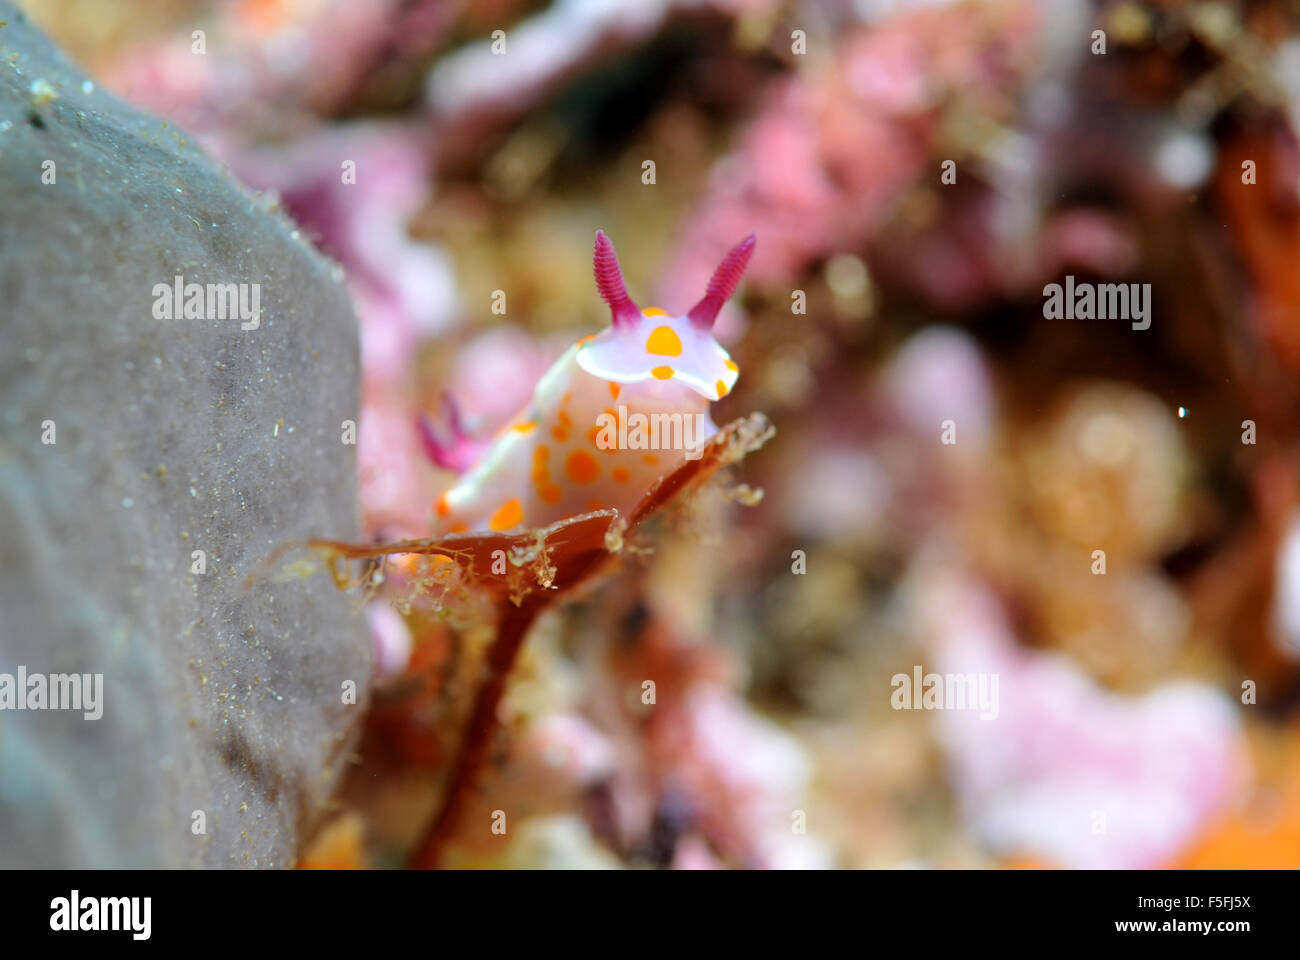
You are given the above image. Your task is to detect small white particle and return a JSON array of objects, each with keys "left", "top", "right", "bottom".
[
  {"left": 1154, "top": 130, "right": 1214, "bottom": 190},
  {"left": 122, "top": 497, "right": 134, "bottom": 508},
  {"left": 29, "top": 78, "right": 58, "bottom": 107}
]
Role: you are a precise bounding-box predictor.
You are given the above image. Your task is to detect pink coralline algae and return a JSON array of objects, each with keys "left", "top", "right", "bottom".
[
  {"left": 667, "top": 685, "right": 830, "bottom": 869},
  {"left": 109, "top": 0, "right": 447, "bottom": 144},
  {"left": 366, "top": 602, "right": 414, "bottom": 678},
  {"left": 658, "top": 0, "right": 1042, "bottom": 302},
  {"left": 912, "top": 570, "right": 1246, "bottom": 870}
]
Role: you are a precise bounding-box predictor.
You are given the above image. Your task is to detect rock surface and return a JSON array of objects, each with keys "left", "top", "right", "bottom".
[{"left": 0, "top": 4, "right": 370, "bottom": 867}]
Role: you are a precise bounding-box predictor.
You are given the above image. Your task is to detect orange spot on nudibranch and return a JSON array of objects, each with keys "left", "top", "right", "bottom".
[
  {"left": 489, "top": 499, "right": 523, "bottom": 531},
  {"left": 651, "top": 365, "right": 675, "bottom": 380},
  {"left": 611, "top": 466, "right": 630, "bottom": 483},
  {"left": 576, "top": 333, "right": 597, "bottom": 346},
  {"left": 565, "top": 450, "right": 599, "bottom": 485},
  {"left": 551, "top": 409, "right": 572, "bottom": 442},
  {"left": 724, "top": 359, "right": 738, "bottom": 372},
  {"left": 532, "top": 445, "right": 561, "bottom": 503},
  {"left": 641, "top": 307, "right": 668, "bottom": 317},
  {"left": 435, "top": 491, "right": 451, "bottom": 517},
  {"left": 642, "top": 454, "right": 659, "bottom": 465},
  {"left": 512, "top": 421, "right": 536, "bottom": 434},
  {"left": 609, "top": 382, "right": 620, "bottom": 401},
  {"left": 392, "top": 553, "right": 421, "bottom": 576},
  {"left": 449, "top": 523, "right": 468, "bottom": 533},
  {"left": 645, "top": 325, "right": 682, "bottom": 357},
  {"left": 716, "top": 380, "right": 728, "bottom": 397}
]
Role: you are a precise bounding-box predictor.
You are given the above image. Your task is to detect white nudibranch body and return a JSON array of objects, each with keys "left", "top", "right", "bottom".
[{"left": 428, "top": 230, "right": 756, "bottom": 535}]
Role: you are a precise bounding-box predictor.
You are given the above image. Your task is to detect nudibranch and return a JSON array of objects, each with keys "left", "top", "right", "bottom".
[{"left": 420, "top": 230, "right": 756, "bottom": 534}]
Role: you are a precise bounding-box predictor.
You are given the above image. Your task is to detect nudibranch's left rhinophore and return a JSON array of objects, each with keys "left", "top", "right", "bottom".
[{"left": 420, "top": 230, "right": 756, "bottom": 534}]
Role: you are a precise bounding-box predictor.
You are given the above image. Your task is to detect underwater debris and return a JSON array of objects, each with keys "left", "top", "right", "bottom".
[{"left": 257, "top": 413, "right": 773, "bottom": 606}]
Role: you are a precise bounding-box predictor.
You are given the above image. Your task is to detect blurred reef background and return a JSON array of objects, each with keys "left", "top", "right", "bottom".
[{"left": 12, "top": 0, "right": 1300, "bottom": 868}]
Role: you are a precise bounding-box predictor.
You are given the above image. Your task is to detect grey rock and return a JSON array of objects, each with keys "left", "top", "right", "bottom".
[{"left": 0, "top": 4, "right": 370, "bottom": 867}]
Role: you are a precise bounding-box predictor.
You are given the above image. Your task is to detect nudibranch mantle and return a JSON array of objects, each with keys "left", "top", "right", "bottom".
[
  {"left": 427, "top": 230, "right": 756, "bottom": 535},
  {"left": 575, "top": 308, "right": 739, "bottom": 402}
]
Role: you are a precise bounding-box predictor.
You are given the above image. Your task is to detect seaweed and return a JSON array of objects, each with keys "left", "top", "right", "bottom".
[{"left": 254, "top": 413, "right": 773, "bottom": 866}]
